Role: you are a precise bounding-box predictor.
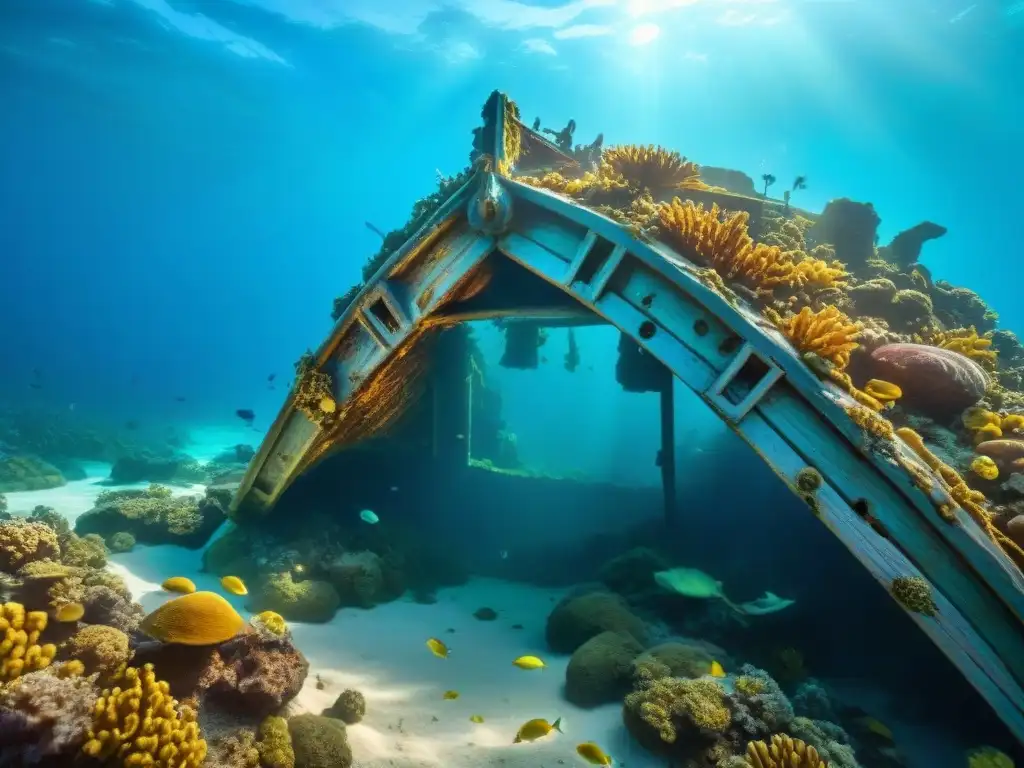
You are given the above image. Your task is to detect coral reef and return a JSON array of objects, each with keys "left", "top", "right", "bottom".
[
  {"left": 565, "top": 630, "right": 644, "bottom": 707},
  {"left": 745, "top": 734, "right": 827, "bottom": 768},
  {"left": 257, "top": 716, "right": 295, "bottom": 768},
  {"left": 57, "top": 624, "right": 131, "bottom": 680},
  {"left": 326, "top": 550, "right": 385, "bottom": 608},
  {"left": 0, "top": 455, "right": 65, "bottom": 493},
  {"left": 0, "top": 521, "right": 60, "bottom": 571},
  {"left": 0, "top": 602, "right": 56, "bottom": 681},
  {"left": 250, "top": 572, "right": 341, "bottom": 624},
  {"left": 545, "top": 590, "right": 648, "bottom": 653},
  {"left": 624, "top": 674, "right": 731, "bottom": 750},
  {"left": 75, "top": 484, "right": 227, "bottom": 548},
  {"left": 808, "top": 198, "right": 879, "bottom": 271},
  {"left": 323, "top": 689, "right": 366, "bottom": 724},
  {"left": 108, "top": 452, "right": 207, "bottom": 486},
  {"left": 765, "top": 306, "right": 861, "bottom": 370}
]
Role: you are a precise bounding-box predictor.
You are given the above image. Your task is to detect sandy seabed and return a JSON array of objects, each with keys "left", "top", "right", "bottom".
[{"left": 4, "top": 465, "right": 662, "bottom": 768}]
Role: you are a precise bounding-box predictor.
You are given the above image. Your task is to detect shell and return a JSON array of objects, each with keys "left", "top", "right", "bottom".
[{"left": 140, "top": 591, "right": 245, "bottom": 645}]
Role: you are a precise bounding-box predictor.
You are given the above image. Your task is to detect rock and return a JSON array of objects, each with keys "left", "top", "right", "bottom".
[
  {"left": 132, "top": 628, "right": 308, "bottom": 718},
  {"left": 633, "top": 640, "right": 722, "bottom": 679},
  {"left": 976, "top": 440, "right": 1024, "bottom": 468},
  {"left": 545, "top": 590, "right": 648, "bottom": 653},
  {"left": 288, "top": 714, "right": 352, "bottom": 768},
  {"left": 884, "top": 221, "right": 947, "bottom": 268},
  {"left": 869, "top": 343, "right": 989, "bottom": 417},
  {"left": 809, "top": 198, "right": 880, "bottom": 272},
  {"left": 696, "top": 167, "right": 757, "bottom": 197},
  {"left": 565, "top": 631, "right": 644, "bottom": 707},
  {"left": 250, "top": 572, "right": 341, "bottom": 623},
  {"left": 1006, "top": 516, "right": 1024, "bottom": 549},
  {"left": 326, "top": 551, "right": 385, "bottom": 608},
  {"left": 932, "top": 281, "right": 997, "bottom": 333},
  {"left": 598, "top": 547, "right": 669, "bottom": 597},
  {"left": 0, "top": 455, "right": 65, "bottom": 493},
  {"left": 473, "top": 607, "right": 497, "bottom": 621}
]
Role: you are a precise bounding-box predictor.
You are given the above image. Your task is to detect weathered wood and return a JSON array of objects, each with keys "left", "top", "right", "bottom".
[
  {"left": 659, "top": 380, "right": 677, "bottom": 531},
  {"left": 232, "top": 92, "right": 1024, "bottom": 744}
]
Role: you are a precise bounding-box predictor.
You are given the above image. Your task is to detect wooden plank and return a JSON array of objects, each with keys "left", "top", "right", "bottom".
[{"left": 505, "top": 177, "right": 1024, "bottom": 632}]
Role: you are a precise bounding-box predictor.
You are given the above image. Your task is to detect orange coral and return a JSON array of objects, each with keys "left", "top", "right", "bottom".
[
  {"left": 656, "top": 199, "right": 846, "bottom": 293},
  {"left": 864, "top": 379, "right": 901, "bottom": 404},
  {"left": 764, "top": 306, "right": 861, "bottom": 370},
  {"left": 921, "top": 327, "right": 998, "bottom": 371},
  {"left": 599, "top": 144, "right": 702, "bottom": 194}
]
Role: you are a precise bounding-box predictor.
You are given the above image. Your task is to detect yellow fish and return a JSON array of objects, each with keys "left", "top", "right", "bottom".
[
  {"left": 710, "top": 660, "right": 726, "bottom": 678},
  {"left": 513, "top": 717, "right": 562, "bottom": 743},
  {"left": 55, "top": 602, "right": 84, "bottom": 622},
  {"left": 443, "top": 690, "right": 460, "bottom": 700},
  {"left": 220, "top": 576, "right": 248, "bottom": 596},
  {"left": 426, "top": 638, "right": 450, "bottom": 658},
  {"left": 469, "top": 714, "right": 485, "bottom": 723},
  {"left": 512, "top": 655, "right": 546, "bottom": 670},
  {"left": 162, "top": 576, "right": 196, "bottom": 594},
  {"left": 576, "top": 742, "right": 613, "bottom": 765},
  {"left": 858, "top": 716, "right": 894, "bottom": 741}
]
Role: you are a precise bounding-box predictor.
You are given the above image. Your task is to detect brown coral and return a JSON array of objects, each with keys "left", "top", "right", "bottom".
[
  {"left": 745, "top": 734, "right": 828, "bottom": 768},
  {"left": 599, "top": 144, "right": 702, "bottom": 194},
  {"left": 764, "top": 305, "right": 861, "bottom": 370}
]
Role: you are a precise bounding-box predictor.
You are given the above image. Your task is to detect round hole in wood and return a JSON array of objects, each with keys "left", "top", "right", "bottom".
[
  {"left": 693, "top": 319, "right": 710, "bottom": 336},
  {"left": 718, "top": 336, "right": 741, "bottom": 355},
  {"left": 641, "top": 294, "right": 654, "bottom": 308},
  {"left": 639, "top": 321, "right": 656, "bottom": 340}
]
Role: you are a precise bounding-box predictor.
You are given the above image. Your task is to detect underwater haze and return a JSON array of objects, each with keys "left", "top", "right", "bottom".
[{"left": 2, "top": 1, "right": 1024, "bottom": 768}]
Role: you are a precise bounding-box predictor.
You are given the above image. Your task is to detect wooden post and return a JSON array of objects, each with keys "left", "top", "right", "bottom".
[{"left": 660, "top": 376, "right": 677, "bottom": 530}]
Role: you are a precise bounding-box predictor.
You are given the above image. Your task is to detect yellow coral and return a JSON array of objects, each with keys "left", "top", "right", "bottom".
[
  {"left": 745, "top": 734, "right": 827, "bottom": 768},
  {"left": 57, "top": 659, "right": 86, "bottom": 678},
  {"left": 971, "top": 456, "right": 999, "bottom": 481},
  {"left": 60, "top": 624, "right": 132, "bottom": 679},
  {"left": 599, "top": 144, "right": 702, "bottom": 193},
  {"left": 0, "top": 602, "right": 56, "bottom": 681},
  {"left": 963, "top": 407, "right": 1001, "bottom": 431},
  {"left": 82, "top": 662, "right": 206, "bottom": 767},
  {"left": 139, "top": 591, "right": 245, "bottom": 646},
  {"left": 765, "top": 305, "right": 861, "bottom": 370},
  {"left": 657, "top": 199, "right": 847, "bottom": 293},
  {"left": 0, "top": 521, "right": 60, "bottom": 572},
  {"left": 293, "top": 357, "right": 338, "bottom": 429},
  {"left": 1002, "top": 414, "right": 1024, "bottom": 432},
  {"left": 932, "top": 327, "right": 998, "bottom": 371},
  {"left": 497, "top": 96, "right": 522, "bottom": 176},
  {"left": 968, "top": 746, "right": 1014, "bottom": 768},
  {"left": 735, "top": 676, "right": 766, "bottom": 696},
  {"left": 864, "top": 379, "right": 901, "bottom": 404},
  {"left": 624, "top": 676, "right": 730, "bottom": 743},
  {"left": 254, "top": 610, "right": 288, "bottom": 636}
]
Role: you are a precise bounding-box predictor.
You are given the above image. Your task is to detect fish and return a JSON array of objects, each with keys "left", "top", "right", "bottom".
[
  {"left": 426, "top": 638, "right": 450, "bottom": 658},
  {"left": 513, "top": 717, "right": 562, "bottom": 743},
  {"left": 576, "top": 742, "right": 613, "bottom": 765},
  {"left": 512, "top": 655, "right": 546, "bottom": 670},
  {"left": 162, "top": 576, "right": 197, "bottom": 594},
  {"left": 268, "top": 373, "right": 276, "bottom": 382},
  {"left": 710, "top": 660, "right": 726, "bottom": 678},
  {"left": 469, "top": 714, "right": 485, "bottom": 724},
  {"left": 443, "top": 690, "right": 459, "bottom": 700},
  {"left": 175, "top": 396, "right": 186, "bottom": 402},
  {"left": 221, "top": 575, "right": 248, "bottom": 596},
  {"left": 857, "top": 716, "right": 894, "bottom": 742},
  {"left": 360, "top": 509, "right": 379, "bottom": 525},
  {"left": 500, "top": 550, "right": 508, "bottom": 560},
  {"left": 55, "top": 602, "right": 85, "bottom": 622},
  {"left": 236, "top": 408, "right": 255, "bottom": 424}
]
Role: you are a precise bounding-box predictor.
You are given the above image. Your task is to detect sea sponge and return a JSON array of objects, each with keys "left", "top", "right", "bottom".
[
  {"left": 0, "top": 602, "right": 56, "bottom": 681},
  {"left": 258, "top": 715, "right": 295, "bottom": 768},
  {"left": 599, "top": 144, "right": 702, "bottom": 194},
  {"left": 288, "top": 714, "right": 353, "bottom": 768},
  {"left": 864, "top": 379, "right": 901, "bottom": 404},
  {"left": 565, "top": 630, "right": 644, "bottom": 707},
  {"left": 764, "top": 305, "right": 861, "bottom": 370},
  {"left": 82, "top": 662, "right": 206, "bottom": 767},
  {"left": 108, "top": 532, "right": 136, "bottom": 553},
  {"left": 889, "top": 575, "right": 938, "bottom": 617},
  {"left": 323, "top": 689, "right": 367, "bottom": 725},
  {"left": 745, "top": 734, "right": 827, "bottom": 768},
  {"left": 632, "top": 641, "right": 717, "bottom": 680},
  {"left": 250, "top": 572, "right": 341, "bottom": 624},
  {"left": 971, "top": 456, "right": 999, "bottom": 481},
  {"left": 0, "top": 667, "right": 98, "bottom": 764},
  {"left": 932, "top": 326, "right": 998, "bottom": 371},
  {"left": 0, "top": 521, "right": 60, "bottom": 572},
  {"left": 624, "top": 676, "right": 731, "bottom": 744},
  {"left": 139, "top": 591, "right": 245, "bottom": 645},
  {"left": 59, "top": 624, "right": 132, "bottom": 680}
]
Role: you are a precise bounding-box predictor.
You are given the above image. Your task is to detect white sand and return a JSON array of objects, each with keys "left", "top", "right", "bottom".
[{"left": 3, "top": 475, "right": 659, "bottom": 768}]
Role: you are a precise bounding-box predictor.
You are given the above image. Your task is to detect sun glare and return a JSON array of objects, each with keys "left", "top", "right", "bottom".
[{"left": 628, "top": 22, "right": 661, "bottom": 45}]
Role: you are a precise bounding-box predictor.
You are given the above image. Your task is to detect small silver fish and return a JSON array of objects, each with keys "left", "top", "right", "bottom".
[{"left": 500, "top": 550, "right": 509, "bottom": 560}]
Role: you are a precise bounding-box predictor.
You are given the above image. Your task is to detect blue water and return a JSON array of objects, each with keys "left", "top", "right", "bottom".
[{"left": 2, "top": 1, "right": 1023, "bottom": 767}]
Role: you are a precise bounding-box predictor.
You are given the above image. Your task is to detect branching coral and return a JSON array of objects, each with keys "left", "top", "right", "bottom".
[
  {"left": 745, "top": 734, "right": 828, "bottom": 768},
  {"left": 921, "top": 327, "right": 998, "bottom": 371},
  {"left": 82, "top": 662, "right": 206, "bottom": 767},
  {"left": 657, "top": 200, "right": 847, "bottom": 294},
  {"left": 599, "top": 144, "right": 703, "bottom": 194},
  {"left": 0, "top": 602, "right": 56, "bottom": 681},
  {"left": 624, "top": 676, "right": 731, "bottom": 743},
  {"left": 764, "top": 306, "right": 861, "bottom": 370}
]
